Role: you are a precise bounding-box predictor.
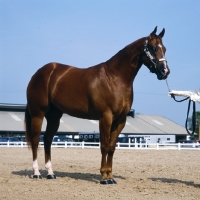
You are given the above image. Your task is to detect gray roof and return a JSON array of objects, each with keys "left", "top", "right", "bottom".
[{"left": 0, "top": 111, "right": 188, "bottom": 135}]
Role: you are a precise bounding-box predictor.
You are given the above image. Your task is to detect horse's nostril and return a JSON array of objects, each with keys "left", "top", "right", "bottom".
[{"left": 162, "top": 67, "right": 168, "bottom": 74}]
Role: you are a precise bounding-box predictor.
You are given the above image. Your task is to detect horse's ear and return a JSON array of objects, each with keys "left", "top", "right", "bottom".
[
  {"left": 158, "top": 28, "right": 165, "bottom": 38},
  {"left": 150, "top": 26, "right": 157, "bottom": 36}
]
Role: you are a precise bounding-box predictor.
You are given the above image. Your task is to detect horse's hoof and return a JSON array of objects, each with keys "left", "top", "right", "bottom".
[
  {"left": 33, "top": 175, "right": 42, "bottom": 179},
  {"left": 100, "top": 179, "right": 117, "bottom": 184},
  {"left": 100, "top": 180, "right": 109, "bottom": 184},
  {"left": 46, "top": 174, "right": 56, "bottom": 179},
  {"left": 108, "top": 179, "right": 117, "bottom": 184}
]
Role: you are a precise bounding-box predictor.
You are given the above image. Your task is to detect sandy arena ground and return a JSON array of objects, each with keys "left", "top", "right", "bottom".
[{"left": 0, "top": 147, "right": 200, "bottom": 200}]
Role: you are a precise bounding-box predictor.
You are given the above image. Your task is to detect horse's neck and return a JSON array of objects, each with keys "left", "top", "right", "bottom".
[{"left": 106, "top": 37, "right": 145, "bottom": 86}]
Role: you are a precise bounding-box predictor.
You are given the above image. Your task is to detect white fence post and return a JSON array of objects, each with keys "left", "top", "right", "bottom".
[
  {"left": 156, "top": 143, "right": 159, "bottom": 150},
  {"left": 128, "top": 138, "right": 131, "bottom": 149},
  {"left": 82, "top": 141, "right": 84, "bottom": 149},
  {"left": 178, "top": 142, "right": 180, "bottom": 150}
]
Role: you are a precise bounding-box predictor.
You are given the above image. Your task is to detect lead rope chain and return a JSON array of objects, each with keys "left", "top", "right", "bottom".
[
  {"left": 165, "top": 79, "right": 196, "bottom": 135},
  {"left": 165, "top": 79, "right": 171, "bottom": 92}
]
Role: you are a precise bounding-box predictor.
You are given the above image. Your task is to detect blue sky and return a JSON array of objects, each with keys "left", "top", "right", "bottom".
[{"left": 0, "top": 0, "right": 199, "bottom": 126}]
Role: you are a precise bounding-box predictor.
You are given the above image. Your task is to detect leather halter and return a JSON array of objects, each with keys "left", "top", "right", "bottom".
[{"left": 144, "top": 39, "right": 167, "bottom": 72}]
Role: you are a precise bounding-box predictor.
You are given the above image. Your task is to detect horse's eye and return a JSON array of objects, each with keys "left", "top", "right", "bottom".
[{"left": 151, "top": 46, "right": 157, "bottom": 52}]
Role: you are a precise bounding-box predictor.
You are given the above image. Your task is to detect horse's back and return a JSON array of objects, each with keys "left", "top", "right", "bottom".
[
  {"left": 49, "top": 63, "right": 104, "bottom": 118},
  {"left": 27, "top": 62, "right": 101, "bottom": 118},
  {"left": 27, "top": 63, "right": 70, "bottom": 113},
  {"left": 27, "top": 62, "right": 132, "bottom": 120}
]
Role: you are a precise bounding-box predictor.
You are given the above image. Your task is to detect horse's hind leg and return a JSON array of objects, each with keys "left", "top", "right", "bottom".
[
  {"left": 44, "top": 104, "right": 63, "bottom": 179},
  {"left": 30, "top": 115, "right": 44, "bottom": 179}
]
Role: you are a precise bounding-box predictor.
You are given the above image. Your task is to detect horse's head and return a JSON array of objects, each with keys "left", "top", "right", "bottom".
[{"left": 142, "top": 26, "right": 170, "bottom": 80}]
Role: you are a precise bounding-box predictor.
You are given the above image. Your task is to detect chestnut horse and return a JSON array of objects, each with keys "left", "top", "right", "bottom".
[{"left": 25, "top": 27, "right": 170, "bottom": 184}]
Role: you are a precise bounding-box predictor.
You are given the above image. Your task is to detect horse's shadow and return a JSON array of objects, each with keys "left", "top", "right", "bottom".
[
  {"left": 12, "top": 170, "right": 125, "bottom": 183},
  {"left": 149, "top": 177, "right": 200, "bottom": 188}
]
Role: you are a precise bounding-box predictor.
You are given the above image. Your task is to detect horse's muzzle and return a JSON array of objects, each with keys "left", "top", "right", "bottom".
[{"left": 156, "top": 63, "right": 170, "bottom": 80}]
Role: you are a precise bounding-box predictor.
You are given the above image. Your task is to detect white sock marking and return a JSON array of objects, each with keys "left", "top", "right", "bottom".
[
  {"left": 32, "top": 160, "right": 40, "bottom": 175},
  {"left": 45, "top": 160, "right": 54, "bottom": 175}
]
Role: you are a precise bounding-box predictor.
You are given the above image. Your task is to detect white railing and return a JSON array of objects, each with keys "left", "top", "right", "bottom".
[{"left": 0, "top": 141, "right": 200, "bottom": 150}]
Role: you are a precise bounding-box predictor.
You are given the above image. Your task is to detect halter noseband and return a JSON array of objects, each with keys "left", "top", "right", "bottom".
[{"left": 144, "top": 39, "right": 167, "bottom": 72}]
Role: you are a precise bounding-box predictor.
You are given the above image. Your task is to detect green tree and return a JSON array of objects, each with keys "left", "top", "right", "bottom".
[{"left": 187, "top": 111, "right": 200, "bottom": 140}]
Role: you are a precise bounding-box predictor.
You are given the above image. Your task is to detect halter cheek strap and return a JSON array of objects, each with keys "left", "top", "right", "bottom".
[{"left": 144, "top": 39, "right": 167, "bottom": 71}]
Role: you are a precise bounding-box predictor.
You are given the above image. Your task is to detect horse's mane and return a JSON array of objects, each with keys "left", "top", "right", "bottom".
[{"left": 107, "top": 37, "right": 145, "bottom": 63}]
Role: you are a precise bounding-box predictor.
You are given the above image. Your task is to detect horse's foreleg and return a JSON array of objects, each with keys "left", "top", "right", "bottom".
[
  {"left": 99, "top": 114, "right": 112, "bottom": 182},
  {"left": 106, "top": 118, "right": 126, "bottom": 181}
]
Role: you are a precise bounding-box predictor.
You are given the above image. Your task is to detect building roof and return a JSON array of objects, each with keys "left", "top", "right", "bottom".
[{"left": 0, "top": 109, "right": 188, "bottom": 135}]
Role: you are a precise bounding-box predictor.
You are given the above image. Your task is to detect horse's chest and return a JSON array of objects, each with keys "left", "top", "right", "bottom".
[
  {"left": 114, "top": 88, "right": 133, "bottom": 105},
  {"left": 111, "top": 93, "right": 132, "bottom": 114}
]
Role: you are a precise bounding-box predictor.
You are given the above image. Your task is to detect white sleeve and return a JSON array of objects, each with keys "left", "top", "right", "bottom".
[
  {"left": 190, "top": 94, "right": 200, "bottom": 103},
  {"left": 168, "top": 90, "right": 195, "bottom": 97},
  {"left": 168, "top": 90, "right": 200, "bottom": 104}
]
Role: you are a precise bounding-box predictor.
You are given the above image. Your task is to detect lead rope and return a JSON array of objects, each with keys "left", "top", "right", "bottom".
[
  {"left": 185, "top": 99, "right": 196, "bottom": 135},
  {"left": 165, "top": 79, "right": 170, "bottom": 92},
  {"left": 165, "top": 79, "right": 189, "bottom": 102},
  {"left": 165, "top": 79, "right": 196, "bottom": 135}
]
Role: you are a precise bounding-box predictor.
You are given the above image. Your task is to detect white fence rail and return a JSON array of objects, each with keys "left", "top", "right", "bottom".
[{"left": 0, "top": 141, "right": 200, "bottom": 150}]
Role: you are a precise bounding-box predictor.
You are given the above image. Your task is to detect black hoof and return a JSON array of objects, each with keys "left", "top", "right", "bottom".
[
  {"left": 109, "top": 179, "right": 117, "bottom": 184},
  {"left": 100, "top": 179, "right": 117, "bottom": 185},
  {"left": 47, "top": 174, "right": 56, "bottom": 179},
  {"left": 33, "top": 175, "right": 42, "bottom": 179}
]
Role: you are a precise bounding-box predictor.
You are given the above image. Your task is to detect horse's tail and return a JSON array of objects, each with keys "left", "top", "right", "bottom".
[{"left": 24, "top": 105, "right": 32, "bottom": 148}]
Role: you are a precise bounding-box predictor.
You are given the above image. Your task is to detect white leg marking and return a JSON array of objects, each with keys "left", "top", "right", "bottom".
[
  {"left": 45, "top": 160, "right": 54, "bottom": 175},
  {"left": 32, "top": 160, "right": 41, "bottom": 175}
]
